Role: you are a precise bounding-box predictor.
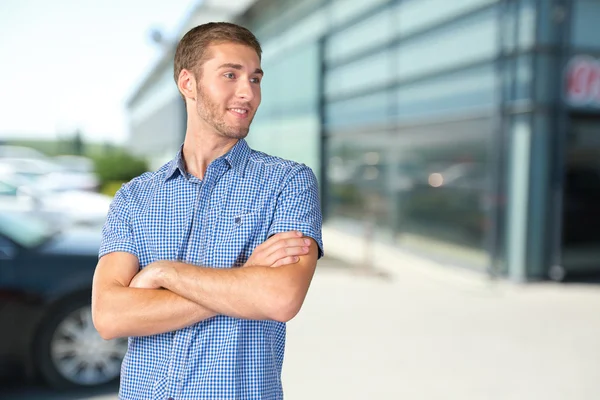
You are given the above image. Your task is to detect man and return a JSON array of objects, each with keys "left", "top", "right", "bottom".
[{"left": 91, "top": 22, "right": 323, "bottom": 400}]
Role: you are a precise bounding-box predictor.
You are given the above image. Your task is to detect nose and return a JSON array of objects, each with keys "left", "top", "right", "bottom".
[{"left": 235, "top": 78, "right": 255, "bottom": 102}]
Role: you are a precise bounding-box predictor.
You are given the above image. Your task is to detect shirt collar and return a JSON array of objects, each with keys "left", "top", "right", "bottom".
[
  {"left": 223, "top": 139, "right": 251, "bottom": 177},
  {"left": 164, "top": 139, "right": 251, "bottom": 182},
  {"left": 164, "top": 144, "right": 187, "bottom": 181}
]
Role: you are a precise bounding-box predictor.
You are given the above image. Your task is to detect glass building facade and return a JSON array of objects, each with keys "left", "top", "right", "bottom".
[
  {"left": 128, "top": 0, "right": 600, "bottom": 281},
  {"left": 238, "top": 0, "right": 600, "bottom": 281}
]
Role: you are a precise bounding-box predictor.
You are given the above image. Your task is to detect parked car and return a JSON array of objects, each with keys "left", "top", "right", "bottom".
[
  {"left": 0, "top": 171, "right": 110, "bottom": 229},
  {"left": 0, "top": 145, "right": 48, "bottom": 160},
  {"left": 0, "top": 157, "right": 99, "bottom": 192},
  {"left": 53, "top": 155, "right": 96, "bottom": 174},
  {"left": 0, "top": 212, "right": 126, "bottom": 389}
]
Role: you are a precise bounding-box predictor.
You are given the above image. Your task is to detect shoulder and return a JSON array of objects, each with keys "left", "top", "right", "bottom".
[
  {"left": 247, "top": 150, "right": 317, "bottom": 184},
  {"left": 115, "top": 161, "right": 172, "bottom": 201}
]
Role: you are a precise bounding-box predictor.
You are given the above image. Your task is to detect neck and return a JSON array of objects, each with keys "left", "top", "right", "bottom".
[{"left": 182, "top": 128, "right": 238, "bottom": 180}]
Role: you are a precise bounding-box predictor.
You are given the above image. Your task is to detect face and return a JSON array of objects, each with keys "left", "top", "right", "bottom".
[{"left": 192, "top": 43, "right": 262, "bottom": 139}]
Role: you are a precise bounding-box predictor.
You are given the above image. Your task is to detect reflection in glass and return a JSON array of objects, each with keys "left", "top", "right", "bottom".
[{"left": 326, "top": 118, "right": 493, "bottom": 267}]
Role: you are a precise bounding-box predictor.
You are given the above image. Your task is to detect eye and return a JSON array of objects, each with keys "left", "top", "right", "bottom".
[
  {"left": 224, "top": 72, "right": 235, "bottom": 79},
  {"left": 250, "top": 77, "right": 261, "bottom": 84}
]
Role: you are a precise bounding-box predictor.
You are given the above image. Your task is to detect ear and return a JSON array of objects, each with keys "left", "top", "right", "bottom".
[{"left": 177, "top": 69, "right": 197, "bottom": 101}]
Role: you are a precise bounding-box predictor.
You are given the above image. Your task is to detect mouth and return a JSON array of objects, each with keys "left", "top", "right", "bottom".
[{"left": 227, "top": 107, "right": 250, "bottom": 119}]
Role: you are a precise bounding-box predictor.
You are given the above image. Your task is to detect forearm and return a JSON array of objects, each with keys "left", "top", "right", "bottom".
[
  {"left": 93, "top": 285, "right": 217, "bottom": 339},
  {"left": 159, "top": 262, "right": 299, "bottom": 322}
]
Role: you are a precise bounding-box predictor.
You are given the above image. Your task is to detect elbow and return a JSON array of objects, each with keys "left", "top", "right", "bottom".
[
  {"left": 94, "top": 317, "right": 120, "bottom": 341},
  {"left": 97, "top": 329, "right": 117, "bottom": 341},
  {"left": 270, "top": 308, "right": 298, "bottom": 323},
  {"left": 92, "top": 303, "right": 119, "bottom": 340},
  {"left": 96, "top": 326, "right": 118, "bottom": 341},
  {"left": 269, "top": 294, "right": 303, "bottom": 323},
  {"left": 264, "top": 270, "right": 312, "bottom": 322}
]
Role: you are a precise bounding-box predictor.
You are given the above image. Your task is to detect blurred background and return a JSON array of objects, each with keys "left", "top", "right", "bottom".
[{"left": 1, "top": 0, "right": 600, "bottom": 399}]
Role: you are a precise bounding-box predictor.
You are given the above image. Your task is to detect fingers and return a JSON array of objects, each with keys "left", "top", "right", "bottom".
[
  {"left": 255, "top": 230, "right": 303, "bottom": 252},
  {"left": 264, "top": 237, "right": 311, "bottom": 262},
  {"left": 244, "top": 231, "right": 312, "bottom": 268},
  {"left": 265, "top": 246, "right": 310, "bottom": 266},
  {"left": 270, "top": 256, "right": 301, "bottom": 268},
  {"left": 266, "top": 237, "right": 311, "bottom": 254}
]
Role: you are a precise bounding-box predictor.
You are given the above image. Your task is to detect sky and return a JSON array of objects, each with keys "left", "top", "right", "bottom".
[{"left": 0, "top": 0, "right": 196, "bottom": 144}]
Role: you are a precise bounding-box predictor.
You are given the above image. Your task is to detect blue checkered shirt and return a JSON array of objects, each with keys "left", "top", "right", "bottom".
[{"left": 99, "top": 139, "right": 323, "bottom": 400}]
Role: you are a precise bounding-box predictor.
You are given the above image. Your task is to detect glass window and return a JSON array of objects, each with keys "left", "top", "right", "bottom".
[
  {"left": 396, "top": 63, "right": 497, "bottom": 119},
  {"left": 257, "top": 43, "right": 320, "bottom": 118},
  {"left": 280, "top": 45, "right": 320, "bottom": 110},
  {"left": 534, "top": 53, "right": 558, "bottom": 103},
  {"left": 325, "top": 118, "right": 494, "bottom": 268},
  {"left": 248, "top": 114, "right": 321, "bottom": 180},
  {"left": 501, "top": 0, "right": 518, "bottom": 53},
  {"left": 326, "top": 131, "right": 396, "bottom": 233},
  {"left": 325, "top": 7, "right": 394, "bottom": 64},
  {"left": 572, "top": 0, "right": 600, "bottom": 50},
  {"left": 514, "top": 54, "right": 533, "bottom": 101},
  {"left": 501, "top": 54, "right": 541, "bottom": 103},
  {"left": 395, "top": 0, "right": 497, "bottom": 37},
  {"left": 261, "top": 7, "right": 328, "bottom": 62},
  {"left": 395, "top": 119, "right": 492, "bottom": 267},
  {"left": 396, "top": 8, "right": 499, "bottom": 81},
  {"left": 518, "top": 0, "right": 536, "bottom": 50},
  {"left": 130, "top": 96, "right": 185, "bottom": 165},
  {"left": 251, "top": 0, "right": 326, "bottom": 42},
  {"left": 129, "top": 65, "right": 180, "bottom": 127},
  {"left": 329, "top": 0, "right": 391, "bottom": 28},
  {"left": 537, "top": 0, "right": 562, "bottom": 46},
  {"left": 499, "top": 0, "right": 537, "bottom": 51},
  {"left": 392, "top": 119, "right": 493, "bottom": 267},
  {"left": 325, "top": 49, "right": 394, "bottom": 98},
  {"left": 561, "top": 116, "right": 600, "bottom": 275},
  {"left": 325, "top": 90, "right": 392, "bottom": 129}
]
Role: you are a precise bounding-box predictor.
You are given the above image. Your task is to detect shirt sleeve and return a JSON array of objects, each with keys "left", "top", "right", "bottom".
[
  {"left": 98, "top": 184, "right": 137, "bottom": 259},
  {"left": 267, "top": 165, "right": 324, "bottom": 259}
]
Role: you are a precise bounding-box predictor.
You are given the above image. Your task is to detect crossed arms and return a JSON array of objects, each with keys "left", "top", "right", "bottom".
[{"left": 91, "top": 231, "right": 319, "bottom": 340}]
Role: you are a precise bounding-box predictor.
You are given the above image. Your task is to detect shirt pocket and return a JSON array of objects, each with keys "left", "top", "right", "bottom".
[{"left": 215, "top": 210, "right": 265, "bottom": 267}]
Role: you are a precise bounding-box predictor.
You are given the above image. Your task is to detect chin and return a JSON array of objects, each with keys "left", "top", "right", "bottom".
[{"left": 222, "top": 129, "right": 249, "bottom": 140}]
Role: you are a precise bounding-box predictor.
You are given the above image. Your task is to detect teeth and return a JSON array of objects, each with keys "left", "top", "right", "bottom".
[{"left": 230, "top": 108, "right": 247, "bottom": 114}]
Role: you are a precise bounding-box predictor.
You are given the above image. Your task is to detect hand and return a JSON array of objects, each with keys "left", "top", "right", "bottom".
[
  {"left": 244, "top": 231, "right": 312, "bottom": 268},
  {"left": 129, "top": 262, "right": 167, "bottom": 289}
]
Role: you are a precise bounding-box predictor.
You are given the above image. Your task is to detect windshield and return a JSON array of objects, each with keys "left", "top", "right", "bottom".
[{"left": 0, "top": 212, "right": 54, "bottom": 247}]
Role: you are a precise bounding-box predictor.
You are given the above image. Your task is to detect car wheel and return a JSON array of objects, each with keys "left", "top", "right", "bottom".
[{"left": 35, "top": 294, "right": 128, "bottom": 389}]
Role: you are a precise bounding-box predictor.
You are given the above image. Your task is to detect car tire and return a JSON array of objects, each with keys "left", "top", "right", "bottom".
[{"left": 34, "top": 293, "right": 127, "bottom": 390}]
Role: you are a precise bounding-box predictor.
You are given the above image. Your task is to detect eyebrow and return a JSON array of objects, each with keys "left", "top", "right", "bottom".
[{"left": 217, "top": 63, "right": 264, "bottom": 76}]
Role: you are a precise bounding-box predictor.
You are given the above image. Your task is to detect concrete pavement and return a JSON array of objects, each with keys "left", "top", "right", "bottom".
[{"left": 283, "top": 257, "right": 600, "bottom": 400}]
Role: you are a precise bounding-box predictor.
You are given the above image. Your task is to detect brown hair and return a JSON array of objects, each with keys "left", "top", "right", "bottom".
[{"left": 173, "top": 22, "right": 262, "bottom": 89}]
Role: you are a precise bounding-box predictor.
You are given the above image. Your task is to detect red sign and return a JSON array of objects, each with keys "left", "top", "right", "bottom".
[{"left": 566, "top": 56, "right": 600, "bottom": 107}]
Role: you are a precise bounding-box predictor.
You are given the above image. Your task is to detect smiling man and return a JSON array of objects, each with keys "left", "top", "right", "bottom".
[{"left": 91, "top": 22, "right": 323, "bottom": 400}]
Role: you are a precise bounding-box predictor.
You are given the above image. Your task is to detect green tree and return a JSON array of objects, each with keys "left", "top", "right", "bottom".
[{"left": 93, "top": 151, "right": 148, "bottom": 196}]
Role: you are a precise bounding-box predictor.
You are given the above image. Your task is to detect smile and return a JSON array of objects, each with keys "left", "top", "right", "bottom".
[{"left": 228, "top": 108, "right": 249, "bottom": 118}]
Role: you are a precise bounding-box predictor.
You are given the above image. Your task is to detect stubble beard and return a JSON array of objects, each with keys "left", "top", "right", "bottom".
[{"left": 196, "top": 84, "right": 252, "bottom": 140}]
